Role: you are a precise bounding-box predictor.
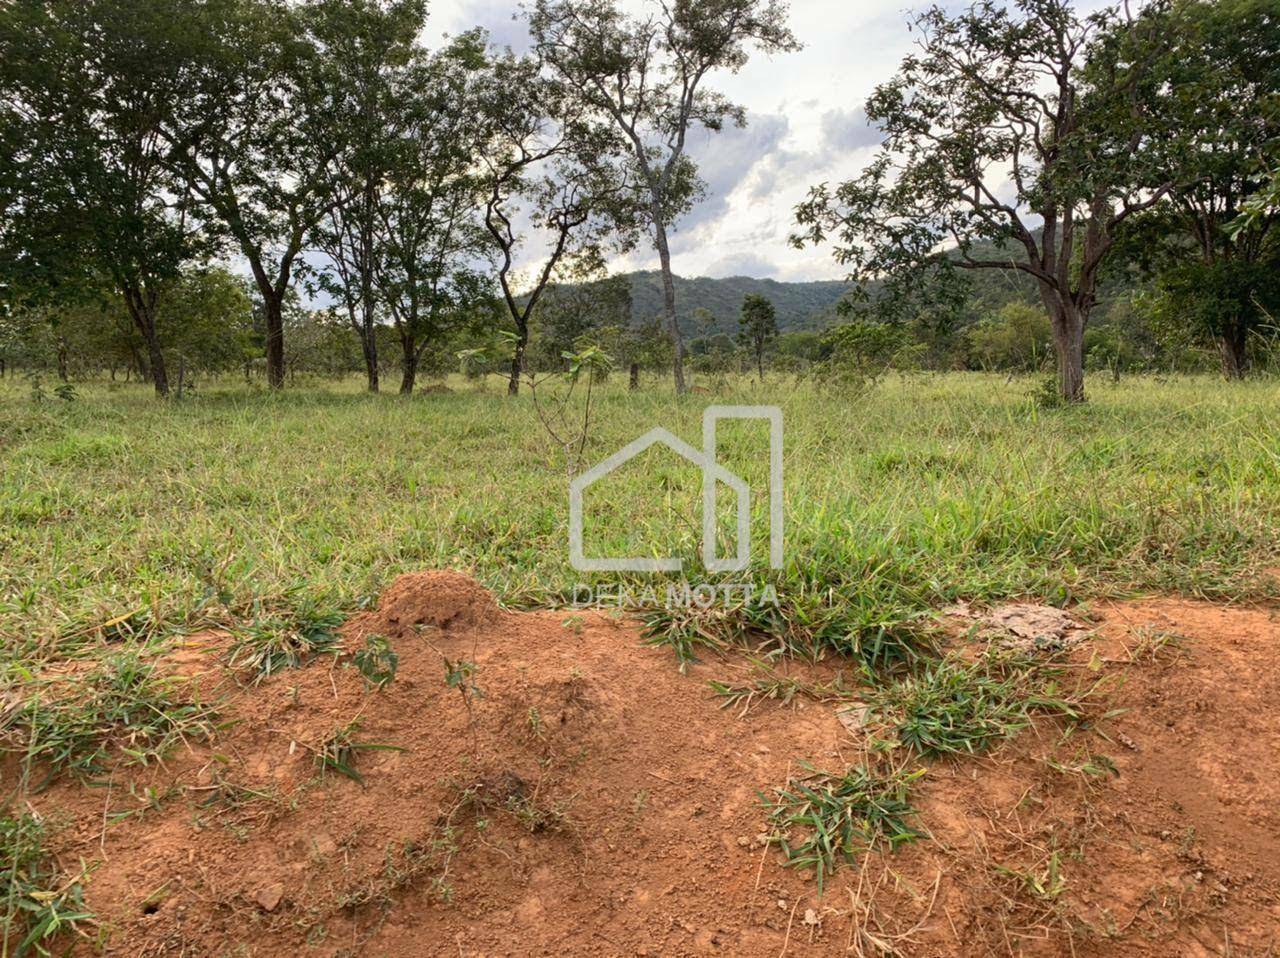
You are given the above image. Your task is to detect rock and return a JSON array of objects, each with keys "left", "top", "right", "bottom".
[{"left": 255, "top": 883, "right": 284, "bottom": 912}]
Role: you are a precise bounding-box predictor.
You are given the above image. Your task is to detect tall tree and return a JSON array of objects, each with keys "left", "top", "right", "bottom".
[
  {"left": 1109, "top": 0, "right": 1280, "bottom": 378},
  {"left": 474, "top": 49, "right": 640, "bottom": 396},
  {"left": 529, "top": 0, "right": 800, "bottom": 394},
  {"left": 738, "top": 293, "right": 777, "bottom": 381},
  {"left": 0, "top": 0, "right": 207, "bottom": 396},
  {"left": 161, "top": 0, "right": 340, "bottom": 389},
  {"left": 793, "top": 0, "right": 1175, "bottom": 403},
  {"left": 306, "top": 0, "right": 427, "bottom": 393},
  {"left": 375, "top": 34, "right": 496, "bottom": 395}
]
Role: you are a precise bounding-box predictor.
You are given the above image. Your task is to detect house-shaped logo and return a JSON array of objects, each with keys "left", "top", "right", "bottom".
[{"left": 569, "top": 406, "right": 783, "bottom": 573}]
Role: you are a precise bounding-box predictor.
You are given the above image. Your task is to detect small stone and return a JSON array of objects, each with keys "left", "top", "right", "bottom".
[
  {"left": 803, "top": 908, "right": 819, "bottom": 926},
  {"left": 737, "top": 836, "right": 751, "bottom": 847},
  {"left": 255, "top": 883, "right": 284, "bottom": 912},
  {"left": 777, "top": 899, "right": 788, "bottom": 911}
]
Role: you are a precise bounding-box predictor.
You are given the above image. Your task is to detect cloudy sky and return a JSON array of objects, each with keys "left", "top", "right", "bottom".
[{"left": 425, "top": 0, "right": 920, "bottom": 283}]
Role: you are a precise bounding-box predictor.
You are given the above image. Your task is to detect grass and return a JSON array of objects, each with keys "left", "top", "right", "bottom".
[
  {"left": 763, "top": 762, "right": 927, "bottom": 894},
  {"left": 0, "top": 651, "right": 218, "bottom": 781},
  {"left": 0, "top": 812, "right": 93, "bottom": 957},
  {"left": 224, "top": 595, "right": 345, "bottom": 682},
  {"left": 311, "top": 718, "right": 404, "bottom": 786},
  {"left": 2, "top": 372, "right": 1275, "bottom": 678},
  {"left": 867, "top": 654, "right": 1091, "bottom": 756}
]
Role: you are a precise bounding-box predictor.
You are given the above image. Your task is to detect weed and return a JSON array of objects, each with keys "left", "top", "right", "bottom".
[
  {"left": 996, "top": 850, "right": 1069, "bottom": 902},
  {"left": 867, "top": 655, "right": 1088, "bottom": 757},
  {"left": 313, "top": 719, "right": 404, "bottom": 786},
  {"left": 225, "top": 599, "right": 344, "bottom": 681},
  {"left": 0, "top": 652, "right": 217, "bottom": 779},
  {"left": 763, "top": 762, "right": 926, "bottom": 894},
  {"left": 1, "top": 811, "right": 94, "bottom": 955},
  {"left": 351, "top": 635, "right": 398, "bottom": 689},
  {"left": 709, "top": 662, "right": 851, "bottom": 717}
]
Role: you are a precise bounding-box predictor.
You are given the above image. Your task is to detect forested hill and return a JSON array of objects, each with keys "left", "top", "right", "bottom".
[{"left": 622, "top": 270, "right": 851, "bottom": 333}]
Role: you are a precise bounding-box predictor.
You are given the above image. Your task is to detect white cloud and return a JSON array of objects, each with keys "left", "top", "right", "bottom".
[{"left": 425, "top": 0, "right": 925, "bottom": 281}]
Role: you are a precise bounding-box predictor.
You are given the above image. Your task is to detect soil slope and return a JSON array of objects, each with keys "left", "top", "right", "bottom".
[{"left": 21, "top": 574, "right": 1280, "bottom": 957}]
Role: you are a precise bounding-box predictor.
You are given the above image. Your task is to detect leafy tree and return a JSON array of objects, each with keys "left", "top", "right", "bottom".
[
  {"left": 738, "top": 293, "right": 778, "bottom": 381},
  {"left": 375, "top": 34, "right": 497, "bottom": 395},
  {"left": 474, "top": 47, "right": 640, "bottom": 395},
  {"left": 0, "top": 0, "right": 209, "bottom": 396},
  {"left": 160, "top": 0, "right": 341, "bottom": 389},
  {"left": 1110, "top": 0, "right": 1280, "bottom": 377},
  {"left": 306, "top": 0, "right": 426, "bottom": 393},
  {"left": 530, "top": 0, "right": 800, "bottom": 394},
  {"left": 793, "top": 0, "right": 1177, "bottom": 403}
]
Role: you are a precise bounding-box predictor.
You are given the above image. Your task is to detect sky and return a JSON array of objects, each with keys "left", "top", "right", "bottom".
[{"left": 424, "top": 0, "right": 922, "bottom": 283}]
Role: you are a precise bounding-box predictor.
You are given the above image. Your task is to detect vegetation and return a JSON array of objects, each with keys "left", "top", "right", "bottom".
[
  {"left": 1, "top": 374, "right": 1275, "bottom": 671},
  {"left": 764, "top": 762, "right": 927, "bottom": 894}
]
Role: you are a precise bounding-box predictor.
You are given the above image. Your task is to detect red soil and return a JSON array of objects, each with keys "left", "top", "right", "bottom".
[{"left": 19, "top": 573, "right": 1280, "bottom": 956}]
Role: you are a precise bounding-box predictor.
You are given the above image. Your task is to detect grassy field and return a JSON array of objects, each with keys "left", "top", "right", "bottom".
[
  {"left": 2, "top": 369, "right": 1280, "bottom": 952},
  {"left": 2, "top": 371, "right": 1277, "bottom": 671}
]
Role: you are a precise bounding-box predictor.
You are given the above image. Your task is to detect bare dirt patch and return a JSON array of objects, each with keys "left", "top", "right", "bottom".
[{"left": 22, "top": 576, "right": 1280, "bottom": 957}]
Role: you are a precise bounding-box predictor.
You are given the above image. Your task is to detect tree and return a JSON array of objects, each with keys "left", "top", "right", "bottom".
[
  {"left": 530, "top": 0, "right": 800, "bottom": 394},
  {"left": 793, "top": 0, "right": 1176, "bottom": 403},
  {"left": 738, "top": 293, "right": 777, "bottom": 381},
  {"left": 474, "top": 48, "right": 640, "bottom": 395},
  {"left": 375, "top": 35, "right": 497, "bottom": 395},
  {"left": 0, "top": 0, "right": 207, "bottom": 396},
  {"left": 306, "top": 0, "right": 427, "bottom": 393},
  {"left": 532, "top": 273, "right": 633, "bottom": 370},
  {"left": 1110, "top": 0, "right": 1280, "bottom": 378},
  {"left": 161, "top": 0, "right": 340, "bottom": 389}
]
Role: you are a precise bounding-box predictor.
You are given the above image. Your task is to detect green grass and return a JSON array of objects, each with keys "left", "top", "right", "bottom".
[
  {"left": 0, "top": 371, "right": 1277, "bottom": 675},
  {"left": 1, "top": 811, "right": 93, "bottom": 956},
  {"left": 866, "top": 653, "right": 1091, "bottom": 756},
  {"left": 1, "top": 651, "right": 218, "bottom": 781},
  {"left": 763, "top": 762, "right": 927, "bottom": 894}
]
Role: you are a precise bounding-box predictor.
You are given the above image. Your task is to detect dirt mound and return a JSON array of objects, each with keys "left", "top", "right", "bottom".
[
  {"left": 19, "top": 575, "right": 1280, "bottom": 957},
  {"left": 346, "top": 569, "right": 497, "bottom": 640}
]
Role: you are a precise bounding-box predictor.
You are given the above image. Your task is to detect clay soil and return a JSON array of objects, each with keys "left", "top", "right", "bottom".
[{"left": 22, "top": 572, "right": 1280, "bottom": 957}]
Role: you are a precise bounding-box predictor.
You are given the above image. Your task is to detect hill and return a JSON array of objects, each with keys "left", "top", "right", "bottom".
[{"left": 621, "top": 270, "right": 851, "bottom": 334}]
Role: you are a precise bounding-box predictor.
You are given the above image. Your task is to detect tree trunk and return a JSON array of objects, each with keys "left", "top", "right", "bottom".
[
  {"left": 652, "top": 216, "right": 687, "bottom": 395},
  {"left": 55, "top": 339, "right": 69, "bottom": 382},
  {"left": 1218, "top": 321, "right": 1249, "bottom": 380},
  {"left": 507, "top": 327, "right": 527, "bottom": 396},
  {"left": 629, "top": 362, "right": 640, "bottom": 391},
  {"left": 399, "top": 337, "right": 417, "bottom": 396},
  {"left": 362, "top": 327, "right": 380, "bottom": 393},
  {"left": 757, "top": 350, "right": 765, "bottom": 383},
  {"left": 123, "top": 287, "right": 169, "bottom": 398},
  {"left": 1048, "top": 302, "right": 1086, "bottom": 403},
  {"left": 263, "top": 294, "right": 285, "bottom": 389}
]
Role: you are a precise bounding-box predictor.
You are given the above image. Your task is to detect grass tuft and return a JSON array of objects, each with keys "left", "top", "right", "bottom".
[
  {"left": 1, "top": 652, "right": 217, "bottom": 779},
  {"left": 867, "top": 654, "right": 1090, "bottom": 757},
  {"left": 763, "top": 762, "right": 926, "bottom": 894},
  {"left": 1, "top": 811, "right": 94, "bottom": 954}
]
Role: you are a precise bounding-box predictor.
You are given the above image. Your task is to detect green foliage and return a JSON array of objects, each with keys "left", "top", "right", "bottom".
[
  {"left": 764, "top": 763, "right": 926, "bottom": 894},
  {"left": 312, "top": 718, "right": 404, "bottom": 786},
  {"left": 738, "top": 294, "right": 778, "bottom": 379},
  {"left": 867, "top": 655, "right": 1089, "bottom": 757},
  {"left": 1, "top": 652, "right": 217, "bottom": 778},
  {"left": 1, "top": 812, "right": 93, "bottom": 955},
  {"left": 817, "top": 320, "right": 916, "bottom": 384},
  {"left": 226, "top": 600, "right": 345, "bottom": 682},
  {"left": 965, "top": 303, "right": 1052, "bottom": 373},
  {"left": 352, "top": 635, "right": 398, "bottom": 689}
]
